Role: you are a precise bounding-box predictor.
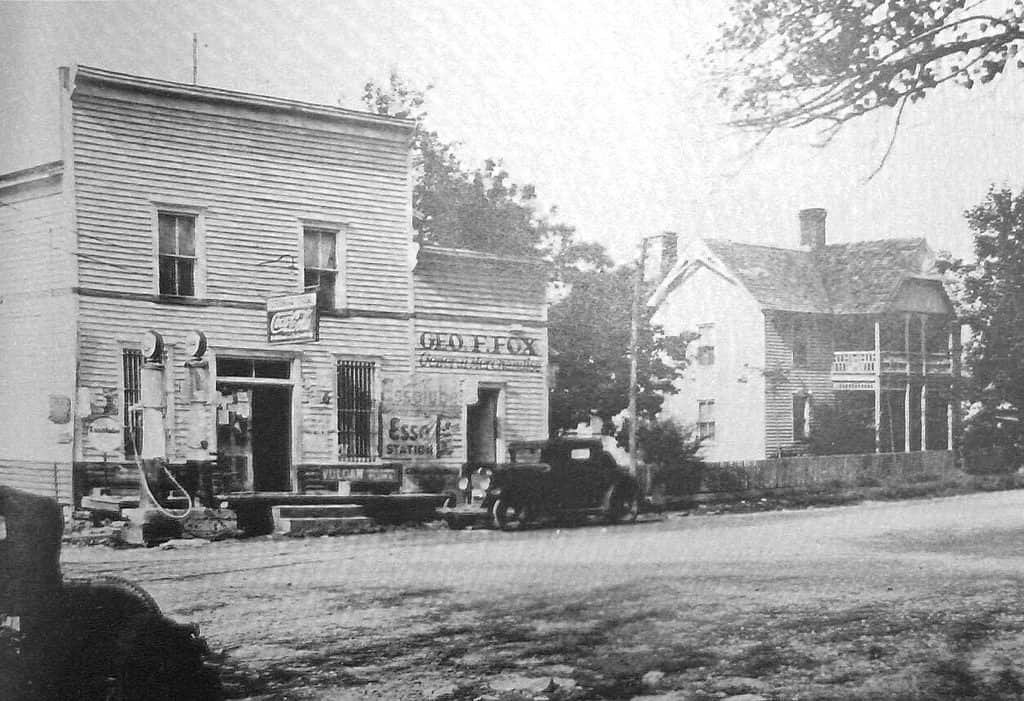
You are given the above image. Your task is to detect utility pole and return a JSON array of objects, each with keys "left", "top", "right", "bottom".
[
  {"left": 628, "top": 238, "right": 649, "bottom": 484},
  {"left": 192, "top": 33, "right": 199, "bottom": 85}
]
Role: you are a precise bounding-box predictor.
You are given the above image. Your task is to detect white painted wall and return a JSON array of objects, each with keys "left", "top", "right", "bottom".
[{"left": 651, "top": 247, "right": 766, "bottom": 462}]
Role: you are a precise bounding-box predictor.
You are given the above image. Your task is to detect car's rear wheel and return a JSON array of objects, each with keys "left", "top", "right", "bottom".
[
  {"left": 606, "top": 485, "right": 639, "bottom": 524},
  {"left": 492, "top": 498, "right": 530, "bottom": 531}
]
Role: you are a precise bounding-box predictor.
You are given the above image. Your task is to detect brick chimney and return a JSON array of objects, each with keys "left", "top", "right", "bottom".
[
  {"left": 798, "top": 208, "right": 827, "bottom": 249},
  {"left": 643, "top": 232, "right": 678, "bottom": 283}
]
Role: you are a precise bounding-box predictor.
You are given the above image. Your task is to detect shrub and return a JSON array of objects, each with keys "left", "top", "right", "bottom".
[{"left": 631, "top": 419, "right": 705, "bottom": 496}]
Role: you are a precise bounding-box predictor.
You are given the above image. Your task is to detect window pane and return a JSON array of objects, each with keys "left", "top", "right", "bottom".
[
  {"left": 303, "top": 231, "right": 318, "bottom": 267},
  {"left": 176, "top": 259, "right": 194, "bottom": 296},
  {"left": 217, "top": 357, "right": 252, "bottom": 377},
  {"left": 253, "top": 360, "right": 290, "bottom": 379},
  {"left": 159, "top": 256, "right": 176, "bottom": 295},
  {"left": 304, "top": 270, "right": 319, "bottom": 292},
  {"left": 159, "top": 215, "right": 176, "bottom": 254},
  {"left": 178, "top": 217, "right": 196, "bottom": 256},
  {"left": 317, "top": 273, "right": 335, "bottom": 309},
  {"left": 319, "top": 232, "right": 336, "bottom": 269}
]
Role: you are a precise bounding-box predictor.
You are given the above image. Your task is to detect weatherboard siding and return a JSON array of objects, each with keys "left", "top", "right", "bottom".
[
  {"left": 71, "top": 86, "right": 412, "bottom": 313},
  {"left": 652, "top": 264, "right": 766, "bottom": 462},
  {"left": 414, "top": 257, "right": 547, "bottom": 322},
  {"left": 0, "top": 178, "right": 77, "bottom": 502},
  {"left": 763, "top": 311, "right": 836, "bottom": 457},
  {"left": 68, "top": 73, "right": 415, "bottom": 471}
]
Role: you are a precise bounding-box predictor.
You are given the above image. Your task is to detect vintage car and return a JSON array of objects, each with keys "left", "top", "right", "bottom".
[{"left": 442, "top": 436, "right": 641, "bottom": 530}]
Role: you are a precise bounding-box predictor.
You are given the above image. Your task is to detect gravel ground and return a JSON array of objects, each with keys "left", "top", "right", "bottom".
[{"left": 61, "top": 489, "right": 1024, "bottom": 700}]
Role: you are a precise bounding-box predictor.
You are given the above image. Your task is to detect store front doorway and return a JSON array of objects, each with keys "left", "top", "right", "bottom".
[
  {"left": 466, "top": 386, "right": 501, "bottom": 463},
  {"left": 217, "top": 382, "right": 292, "bottom": 493}
]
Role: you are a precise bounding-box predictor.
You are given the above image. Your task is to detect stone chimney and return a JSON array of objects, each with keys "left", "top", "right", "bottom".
[
  {"left": 643, "top": 232, "right": 678, "bottom": 283},
  {"left": 798, "top": 208, "right": 827, "bottom": 249}
]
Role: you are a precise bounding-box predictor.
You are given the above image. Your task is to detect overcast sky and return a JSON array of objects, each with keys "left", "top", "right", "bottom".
[{"left": 3, "top": 0, "right": 1022, "bottom": 262}]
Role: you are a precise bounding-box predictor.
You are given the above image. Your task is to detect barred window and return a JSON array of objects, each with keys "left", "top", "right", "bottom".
[
  {"left": 337, "top": 360, "right": 375, "bottom": 462},
  {"left": 122, "top": 348, "right": 143, "bottom": 457},
  {"left": 697, "top": 399, "right": 715, "bottom": 441},
  {"left": 158, "top": 212, "right": 196, "bottom": 297}
]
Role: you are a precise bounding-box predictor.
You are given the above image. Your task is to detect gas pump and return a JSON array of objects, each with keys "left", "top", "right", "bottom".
[
  {"left": 121, "top": 330, "right": 192, "bottom": 545},
  {"left": 183, "top": 330, "right": 218, "bottom": 506}
]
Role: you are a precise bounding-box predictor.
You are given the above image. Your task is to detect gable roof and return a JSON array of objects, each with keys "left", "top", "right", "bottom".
[{"left": 655, "top": 236, "right": 946, "bottom": 316}]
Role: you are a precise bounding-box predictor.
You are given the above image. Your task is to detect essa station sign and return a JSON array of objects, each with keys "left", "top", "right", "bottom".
[{"left": 267, "top": 292, "right": 319, "bottom": 344}]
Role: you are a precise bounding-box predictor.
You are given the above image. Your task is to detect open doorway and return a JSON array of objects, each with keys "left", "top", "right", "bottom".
[
  {"left": 466, "top": 386, "right": 501, "bottom": 463},
  {"left": 217, "top": 383, "right": 292, "bottom": 492}
]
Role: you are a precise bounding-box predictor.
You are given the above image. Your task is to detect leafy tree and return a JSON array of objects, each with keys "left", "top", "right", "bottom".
[
  {"left": 713, "top": 1, "right": 1024, "bottom": 142},
  {"left": 362, "top": 71, "right": 608, "bottom": 268},
  {"left": 946, "top": 187, "right": 1024, "bottom": 457},
  {"left": 547, "top": 265, "right": 692, "bottom": 434}
]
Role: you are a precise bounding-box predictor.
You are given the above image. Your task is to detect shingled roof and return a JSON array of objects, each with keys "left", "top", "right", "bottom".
[{"left": 700, "top": 237, "right": 936, "bottom": 315}]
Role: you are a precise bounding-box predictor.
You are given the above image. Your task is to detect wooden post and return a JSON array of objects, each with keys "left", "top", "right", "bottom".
[
  {"left": 628, "top": 240, "right": 648, "bottom": 485},
  {"left": 904, "top": 381, "right": 911, "bottom": 453},
  {"left": 874, "top": 319, "right": 881, "bottom": 453},
  {"left": 948, "top": 325, "right": 957, "bottom": 451},
  {"left": 920, "top": 315, "right": 928, "bottom": 451}
]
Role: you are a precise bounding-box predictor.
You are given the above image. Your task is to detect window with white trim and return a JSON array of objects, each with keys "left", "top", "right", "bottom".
[
  {"left": 304, "top": 227, "right": 338, "bottom": 310},
  {"left": 697, "top": 399, "right": 716, "bottom": 440},
  {"left": 158, "top": 212, "right": 197, "bottom": 297}
]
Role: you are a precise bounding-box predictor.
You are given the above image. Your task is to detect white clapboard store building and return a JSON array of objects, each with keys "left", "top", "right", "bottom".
[{"left": 0, "top": 66, "right": 548, "bottom": 506}]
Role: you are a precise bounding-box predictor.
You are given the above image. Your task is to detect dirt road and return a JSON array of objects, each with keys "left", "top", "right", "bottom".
[{"left": 62, "top": 490, "right": 1024, "bottom": 700}]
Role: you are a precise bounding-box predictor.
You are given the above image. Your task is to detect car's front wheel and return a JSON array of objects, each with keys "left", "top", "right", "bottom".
[
  {"left": 606, "top": 485, "right": 639, "bottom": 524},
  {"left": 491, "top": 498, "right": 530, "bottom": 531}
]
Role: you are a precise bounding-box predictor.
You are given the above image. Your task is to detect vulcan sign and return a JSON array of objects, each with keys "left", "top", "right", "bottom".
[
  {"left": 267, "top": 292, "right": 319, "bottom": 344},
  {"left": 416, "top": 330, "right": 543, "bottom": 373}
]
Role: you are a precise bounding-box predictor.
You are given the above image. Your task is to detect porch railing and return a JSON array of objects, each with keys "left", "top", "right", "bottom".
[{"left": 832, "top": 351, "right": 952, "bottom": 377}]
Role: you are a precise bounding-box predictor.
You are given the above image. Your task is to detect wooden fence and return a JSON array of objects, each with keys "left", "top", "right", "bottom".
[{"left": 691, "top": 450, "right": 959, "bottom": 494}]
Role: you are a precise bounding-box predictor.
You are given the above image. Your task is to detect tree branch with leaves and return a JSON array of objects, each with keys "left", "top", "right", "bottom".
[{"left": 713, "top": 0, "right": 1024, "bottom": 143}]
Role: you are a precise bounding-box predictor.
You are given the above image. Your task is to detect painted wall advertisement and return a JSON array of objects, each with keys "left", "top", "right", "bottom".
[
  {"left": 416, "top": 330, "right": 542, "bottom": 373},
  {"left": 381, "top": 375, "right": 465, "bottom": 461}
]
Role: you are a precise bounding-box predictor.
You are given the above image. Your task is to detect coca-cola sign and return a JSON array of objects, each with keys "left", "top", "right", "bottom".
[{"left": 267, "top": 292, "right": 319, "bottom": 344}]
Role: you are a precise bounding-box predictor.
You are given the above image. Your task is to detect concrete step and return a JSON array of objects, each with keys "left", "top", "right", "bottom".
[
  {"left": 273, "top": 515, "right": 379, "bottom": 537},
  {"left": 272, "top": 504, "right": 365, "bottom": 520}
]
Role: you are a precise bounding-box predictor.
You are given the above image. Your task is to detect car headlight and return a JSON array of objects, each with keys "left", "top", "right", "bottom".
[{"left": 457, "top": 477, "right": 469, "bottom": 491}]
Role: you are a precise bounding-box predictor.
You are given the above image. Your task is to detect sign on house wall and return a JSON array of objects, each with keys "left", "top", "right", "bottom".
[
  {"left": 267, "top": 292, "right": 319, "bottom": 344},
  {"left": 415, "top": 330, "right": 542, "bottom": 373}
]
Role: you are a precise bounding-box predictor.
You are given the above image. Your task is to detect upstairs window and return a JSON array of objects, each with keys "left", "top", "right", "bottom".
[
  {"left": 158, "top": 212, "right": 196, "bottom": 297},
  {"left": 338, "top": 360, "right": 375, "bottom": 462},
  {"left": 697, "top": 399, "right": 716, "bottom": 440},
  {"left": 304, "top": 228, "right": 338, "bottom": 310},
  {"left": 697, "top": 323, "right": 716, "bottom": 366}
]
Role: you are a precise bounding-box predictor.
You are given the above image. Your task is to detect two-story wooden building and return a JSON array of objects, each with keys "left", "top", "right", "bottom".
[
  {"left": 0, "top": 65, "right": 548, "bottom": 506},
  {"left": 648, "top": 209, "right": 958, "bottom": 463}
]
